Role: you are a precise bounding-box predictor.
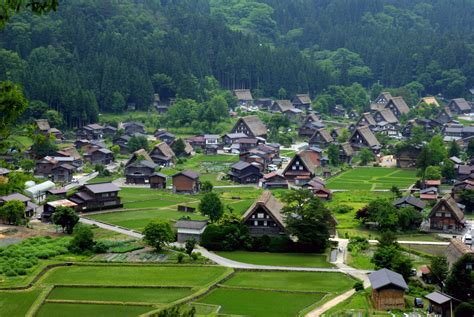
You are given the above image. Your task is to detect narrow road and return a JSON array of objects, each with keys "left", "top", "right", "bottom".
[
  {"left": 79, "top": 217, "right": 143, "bottom": 239},
  {"left": 305, "top": 289, "right": 355, "bottom": 317}
]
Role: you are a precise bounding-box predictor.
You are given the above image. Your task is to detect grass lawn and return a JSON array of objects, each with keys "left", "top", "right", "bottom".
[
  {"left": 37, "top": 303, "right": 153, "bottom": 317},
  {"left": 0, "top": 289, "right": 42, "bottom": 317},
  {"left": 87, "top": 176, "right": 116, "bottom": 184},
  {"left": 324, "top": 290, "right": 372, "bottom": 316},
  {"left": 198, "top": 288, "right": 324, "bottom": 317},
  {"left": 402, "top": 244, "right": 447, "bottom": 256},
  {"left": 216, "top": 251, "right": 333, "bottom": 268},
  {"left": 326, "top": 168, "right": 417, "bottom": 190},
  {"left": 348, "top": 251, "right": 375, "bottom": 270},
  {"left": 42, "top": 265, "right": 229, "bottom": 287},
  {"left": 119, "top": 188, "right": 196, "bottom": 206},
  {"left": 223, "top": 271, "right": 354, "bottom": 293},
  {"left": 89, "top": 209, "right": 206, "bottom": 231},
  {"left": 48, "top": 286, "right": 194, "bottom": 303}
]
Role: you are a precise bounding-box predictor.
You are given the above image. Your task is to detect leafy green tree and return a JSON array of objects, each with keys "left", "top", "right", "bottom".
[
  {"left": 278, "top": 87, "right": 287, "bottom": 99},
  {"left": 467, "top": 139, "right": 474, "bottom": 158},
  {"left": 281, "top": 189, "right": 331, "bottom": 252},
  {"left": 172, "top": 138, "right": 187, "bottom": 157},
  {"left": 390, "top": 185, "right": 402, "bottom": 198},
  {"left": 201, "top": 181, "right": 213, "bottom": 193},
  {"left": 19, "top": 159, "right": 35, "bottom": 173},
  {"left": 126, "top": 135, "right": 149, "bottom": 153},
  {"left": 327, "top": 144, "right": 341, "bottom": 166},
  {"left": 111, "top": 91, "right": 126, "bottom": 113},
  {"left": 185, "top": 238, "right": 196, "bottom": 256},
  {"left": 448, "top": 140, "right": 461, "bottom": 157},
  {"left": 459, "top": 190, "right": 474, "bottom": 212},
  {"left": 199, "top": 192, "right": 224, "bottom": 223},
  {"left": 30, "top": 134, "right": 58, "bottom": 158},
  {"left": 143, "top": 220, "right": 175, "bottom": 251},
  {"left": 68, "top": 224, "right": 94, "bottom": 253},
  {"left": 0, "top": 81, "right": 28, "bottom": 139},
  {"left": 365, "top": 199, "right": 399, "bottom": 231},
  {"left": 358, "top": 148, "right": 375, "bottom": 166},
  {"left": 44, "top": 109, "right": 64, "bottom": 128},
  {"left": 428, "top": 135, "right": 448, "bottom": 166},
  {"left": 336, "top": 128, "right": 350, "bottom": 143},
  {"left": 156, "top": 305, "right": 196, "bottom": 317},
  {"left": 0, "top": 0, "right": 59, "bottom": 28},
  {"left": 424, "top": 165, "right": 441, "bottom": 180},
  {"left": 445, "top": 254, "right": 474, "bottom": 302},
  {"left": 372, "top": 232, "right": 413, "bottom": 280},
  {"left": 454, "top": 302, "right": 474, "bottom": 317},
  {"left": 110, "top": 145, "right": 120, "bottom": 157},
  {"left": 441, "top": 159, "right": 456, "bottom": 180},
  {"left": 52, "top": 206, "right": 79, "bottom": 234},
  {"left": 0, "top": 199, "right": 26, "bottom": 225},
  {"left": 152, "top": 73, "right": 175, "bottom": 100},
  {"left": 430, "top": 256, "right": 448, "bottom": 285},
  {"left": 398, "top": 207, "right": 422, "bottom": 230}
]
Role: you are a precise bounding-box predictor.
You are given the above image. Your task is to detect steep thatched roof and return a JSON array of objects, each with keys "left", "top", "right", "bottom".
[
  {"left": 243, "top": 191, "right": 285, "bottom": 229},
  {"left": 233, "top": 89, "right": 253, "bottom": 101},
  {"left": 429, "top": 194, "right": 465, "bottom": 223},
  {"left": 387, "top": 96, "right": 410, "bottom": 115}
]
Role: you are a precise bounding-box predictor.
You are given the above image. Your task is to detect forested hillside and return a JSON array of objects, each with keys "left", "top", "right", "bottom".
[{"left": 1, "top": 0, "right": 474, "bottom": 127}]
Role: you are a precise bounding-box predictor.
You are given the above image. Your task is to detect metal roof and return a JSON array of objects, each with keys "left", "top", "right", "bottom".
[{"left": 368, "top": 268, "right": 408, "bottom": 290}]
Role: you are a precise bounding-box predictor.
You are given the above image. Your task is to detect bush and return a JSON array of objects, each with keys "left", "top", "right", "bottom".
[
  {"left": 353, "top": 281, "right": 364, "bottom": 291},
  {"left": 190, "top": 252, "right": 199, "bottom": 261},
  {"left": 333, "top": 204, "right": 353, "bottom": 214},
  {"left": 68, "top": 225, "right": 95, "bottom": 254},
  {"left": 177, "top": 253, "right": 184, "bottom": 263},
  {"left": 93, "top": 241, "right": 108, "bottom": 253}
]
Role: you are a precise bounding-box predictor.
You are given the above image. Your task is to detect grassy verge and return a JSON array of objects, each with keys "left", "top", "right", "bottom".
[{"left": 216, "top": 251, "right": 333, "bottom": 268}]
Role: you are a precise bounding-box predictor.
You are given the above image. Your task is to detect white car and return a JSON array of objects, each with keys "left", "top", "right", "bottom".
[
  {"left": 462, "top": 233, "right": 472, "bottom": 246},
  {"left": 267, "top": 164, "right": 278, "bottom": 172}
]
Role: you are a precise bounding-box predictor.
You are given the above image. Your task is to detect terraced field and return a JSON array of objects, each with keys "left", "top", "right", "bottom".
[{"left": 326, "top": 168, "right": 417, "bottom": 190}]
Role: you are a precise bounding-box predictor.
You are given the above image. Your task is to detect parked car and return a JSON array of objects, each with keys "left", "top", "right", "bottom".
[
  {"left": 414, "top": 298, "right": 424, "bottom": 308},
  {"left": 463, "top": 233, "right": 472, "bottom": 246}
]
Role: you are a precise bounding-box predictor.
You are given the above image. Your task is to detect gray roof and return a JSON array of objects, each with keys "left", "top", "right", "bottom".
[
  {"left": 368, "top": 268, "right": 408, "bottom": 290},
  {"left": 84, "top": 182, "right": 121, "bottom": 194},
  {"left": 175, "top": 220, "right": 208, "bottom": 230},
  {"left": 225, "top": 132, "right": 248, "bottom": 139},
  {"left": 450, "top": 98, "right": 471, "bottom": 111},
  {"left": 0, "top": 193, "right": 31, "bottom": 202},
  {"left": 393, "top": 195, "right": 426, "bottom": 209},
  {"left": 425, "top": 292, "right": 453, "bottom": 305},
  {"left": 173, "top": 170, "right": 199, "bottom": 180},
  {"left": 231, "top": 161, "right": 252, "bottom": 170},
  {"left": 0, "top": 167, "right": 10, "bottom": 175}
]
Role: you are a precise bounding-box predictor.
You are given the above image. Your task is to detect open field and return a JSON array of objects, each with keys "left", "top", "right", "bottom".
[
  {"left": 216, "top": 251, "right": 333, "bottom": 268},
  {"left": 42, "top": 265, "right": 229, "bottom": 286},
  {"left": 48, "top": 286, "right": 194, "bottom": 303},
  {"left": 198, "top": 288, "right": 325, "bottom": 317},
  {"left": 223, "top": 271, "right": 354, "bottom": 293},
  {"left": 0, "top": 289, "right": 42, "bottom": 317},
  {"left": 37, "top": 302, "right": 154, "bottom": 317},
  {"left": 326, "top": 168, "right": 417, "bottom": 190}
]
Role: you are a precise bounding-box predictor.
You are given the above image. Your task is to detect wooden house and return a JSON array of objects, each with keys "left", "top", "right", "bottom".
[
  {"left": 187, "top": 136, "right": 206, "bottom": 150},
  {"left": 51, "top": 164, "right": 75, "bottom": 183},
  {"left": 222, "top": 132, "right": 248, "bottom": 146},
  {"left": 125, "top": 149, "right": 154, "bottom": 167},
  {"left": 356, "top": 113, "right": 377, "bottom": 129},
  {"left": 254, "top": 98, "right": 273, "bottom": 110},
  {"left": 426, "top": 291, "right": 460, "bottom": 317},
  {"left": 35, "top": 119, "right": 50, "bottom": 135},
  {"left": 42, "top": 199, "right": 77, "bottom": 221},
  {"left": 122, "top": 121, "right": 145, "bottom": 135},
  {"left": 150, "top": 173, "right": 167, "bottom": 189},
  {"left": 56, "top": 148, "right": 83, "bottom": 169},
  {"left": 113, "top": 135, "right": 130, "bottom": 154},
  {"left": 349, "top": 125, "right": 381, "bottom": 153},
  {"left": 445, "top": 238, "right": 474, "bottom": 268},
  {"left": 102, "top": 125, "right": 117, "bottom": 138},
  {"left": 447, "top": 98, "right": 471, "bottom": 114},
  {"left": 420, "top": 187, "right": 438, "bottom": 200},
  {"left": 428, "top": 194, "right": 465, "bottom": 232},
  {"left": 35, "top": 157, "right": 58, "bottom": 177},
  {"left": 339, "top": 142, "right": 354, "bottom": 164},
  {"left": 308, "top": 129, "right": 334, "bottom": 148},
  {"left": 154, "top": 130, "right": 176, "bottom": 145},
  {"left": 291, "top": 94, "right": 312, "bottom": 111},
  {"left": 150, "top": 142, "right": 176, "bottom": 166},
  {"left": 69, "top": 183, "right": 122, "bottom": 211},
  {"left": 84, "top": 148, "right": 114, "bottom": 165},
  {"left": 373, "top": 92, "right": 393, "bottom": 105},
  {"left": 270, "top": 99, "right": 294, "bottom": 113},
  {"left": 373, "top": 109, "right": 399, "bottom": 124},
  {"left": 395, "top": 146, "right": 421, "bottom": 168},
  {"left": 282, "top": 150, "right": 320, "bottom": 183},
  {"left": 227, "top": 161, "right": 262, "bottom": 184},
  {"left": 125, "top": 160, "right": 157, "bottom": 185},
  {"left": 384, "top": 96, "right": 410, "bottom": 119},
  {"left": 76, "top": 123, "right": 104, "bottom": 140},
  {"left": 242, "top": 191, "right": 286, "bottom": 236},
  {"left": 282, "top": 108, "right": 304, "bottom": 122},
  {"left": 0, "top": 193, "right": 38, "bottom": 218},
  {"left": 393, "top": 195, "right": 426, "bottom": 211},
  {"left": 259, "top": 172, "right": 288, "bottom": 189},
  {"left": 175, "top": 220, "right": 208, "bottom": 243},
  {"left": 418, "top": 96, "right": 440, "bottom": 107},
  {"left": 348, "top": 110, "right": 359, "bottom": 120},
  {"left": 172, "top": 170, "right": 200, "bottom": 194},
  {"left": 233, "top": 89, "right": 253, "bottom": 106},
  {"left": 368, "top": 268, "right": 408, "bottom": 310},
  {"left": 231, "top": 115, "right": 267, "bottom": 139}
]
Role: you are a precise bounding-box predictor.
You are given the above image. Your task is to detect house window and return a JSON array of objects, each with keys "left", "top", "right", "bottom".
[
  {"left": 264, "top": 221, "right": 267, "bottom": 226},
  {"left": 436, "top": 212, "right": 442, "bottom": 217},
  {"left": 292, "top": 165, "right": 296, "bottom": 170},
  {"left": 257, "top": 213, "right": 264, "bottom": 218},
  {"left": 445, "top": 213, "right": 451, "bottom": 218},
  {"left": 254, "top": 221, "right": 258, "bottom": 226},
  {"left": 299, "top": 166, "right": 303, "bottom": 170}
]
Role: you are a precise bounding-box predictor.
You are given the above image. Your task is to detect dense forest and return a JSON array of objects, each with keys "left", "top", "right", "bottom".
[{"left": 1, "top": 0, "right": 474, "bottom": 127}]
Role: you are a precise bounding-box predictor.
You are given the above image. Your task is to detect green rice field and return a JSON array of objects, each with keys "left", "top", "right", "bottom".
[
  {"left": 216, "top": 251, "right": 333, "bottom": 268},
  {"left": 326, "top": 168, "right": 417, "bottom": 190}
]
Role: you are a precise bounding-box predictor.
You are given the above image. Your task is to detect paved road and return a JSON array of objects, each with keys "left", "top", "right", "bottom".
[
  {"left": 65, "top": 172, "right": 98, "bottom": 190},
  {"left": 79, "top": 217, "right": 143, "bottom": 239}
]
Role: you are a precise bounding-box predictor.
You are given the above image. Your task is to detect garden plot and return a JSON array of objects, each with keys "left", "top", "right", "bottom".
[{"left": 326, "top": 168, "right": 417, "bottom": 190}]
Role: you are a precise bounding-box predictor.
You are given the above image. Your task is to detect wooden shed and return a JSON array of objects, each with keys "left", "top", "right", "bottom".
[{"left": 368, "top": 268, "right": 408, "bottom": 310}]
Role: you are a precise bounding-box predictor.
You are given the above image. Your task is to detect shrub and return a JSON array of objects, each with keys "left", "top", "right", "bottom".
[
  {"left": 190, "top": 252, "right": 199, "bottom": 261},
  {"left": 353, "top": 281, "right": 364, "bottom": 291},
  {"left": 93, "top": 241, "right": 108, "bottom": 253},
  {"left": 177, "top": 253, "right": 184, "bottom": 263},
  {"left": 333, "top": 204, "right": 353, "bottom": 214}
]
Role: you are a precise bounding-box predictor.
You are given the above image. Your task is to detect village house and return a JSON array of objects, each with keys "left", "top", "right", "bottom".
[
  {"left": 419, "top": 187, "right": 438, "bottom": 201},
  {"left": 186, "top": 135, "right": 206, "bottom": 150},
  {"left": 348, "top": 110, "right": 359, "bottom": 120},
  {"left": 308, "top": 129, "right": 334, "bottom": 148},
  {"left": 356, "top": 112, "right": 377, "bottom": 129},
  {"left": 259, "top": 172, "right": 288, "bottom": 189},
  {"left": 84, "top": 148, "right": 114, "bottom": 165},
  {"left": 339, "top": 142, "right": 354, "bottom": 164},
  {"left": 42, "top": 199, "right": 77, "bottom": 221},
  {"left": 233, "top": 89, "right": 253, "bottom": 106},
  {"left": 222, "top": 132, "right": 249, "bottom": 146},
  {"left": 113, "top": 135, "right": 131, "bottom": 154},
  {"left": 270, "top": 99, "right": 294, "bottom": 113},
  {"left": 102, "top": 125, "right": 117, "bottom": 138},
  {"left": 393, "top": 195, "right": 426, "bottom": 212},
  {"left": 373, "top": 92, "right": 393, "bottom": 106},
  {"left": 243, "top": 191, "right": 286, "bottom": 236},
  {"left": 418, "top": 96, "right": 440, "bottom": 107},
  {"left": 154, "top": 129, "right": 176, "bottom": 144},
  {"left": 445, "top": 238, "right": 474, "bottom": 268},
  {"left": 384, "top": 96, "right": 410, "bottom": 119},
  {"left": 175, "top": 220, "right": 208, "bottom": 243},
  {"left": 349, "top": 125, "right": 381, "bottom": 153},
  {"left": 51, "top": 164, "right": 75, "bottom": 183},
  {"left": 254, "top": 98, "right": 273, "bottom": 110},
  {"left": 76, "top": 123, "right": 104, "bottom": 140},
  {"left": 291, "top": 94, "right": 312, "bottom": 111},
  {"left": 303, "top": 177, "right": 332, "bottom": 201},
  {"left": 373, "top": 108, "right": 399, "bottom": 125},
  {"left": 69, "top": 183, "right": 122, "bottom": 211},
  {"left": 35, "top": 119, "right": 63, "bottom": 140},
  {"left": 452, "top": 179, "right": 474, "bottom": 201},
  {"left": 35, "top": 156, "right": 58, "bottom": 177},
  {"left": 368, "top": 268, "right": 408, "bottom": 310},
  {"left": 240, "top": 143, "right": 280, "bottom": 170},
  {"left": 125, "top": 160, "right": 158, "bottom": 185},
  {"left": 283, "top": 150, "right": 321, "bottom": 184},
  {"left": 230, "top": 115, "right": 267, "bottom": 139},
  {"left": 282, "top": 107, "right": 304, "bottom": 122},
  {"left": 447, "top": 98, "right": 471, "bottom": 114},
  {"left": 298, "top": 113, "right": 324, "bottom": 137},
  {"left": 56, "top": 148, "right": 83, "bottom": 169},
  {"left": 150, "top": 142, "right": 176, "bottom": 166},
  {"left": 150, "top": 173, "right": 167, "bottom": 189},
  {"left": 0, "top": 193, "right": 38, "bottom": 218},
  {"left": 172, "top": 170, "right": 200, "bottom": 194},
  {"left": 428, "top": 194, "right": 465, "bottom": 232},
  {"left": 457, "top": 164, "right": 474, "bottom": 181},
  {"left": 125, "top": 149, "right": 154, "bottom": 167},
  {"left": 122, "top": 121, "right": 146, "bottom": 135},
  {"left": 395, "top": 146, "right": 421, "bottom": 168},
  {"left": 425, "top": 291, "right": 461, "bottom": 317},
  {"left": 330, "top": 105, "right": 346, "bottom": 117},
  {"left": 228, "top": 161, "right": 262, "bottom": 184}
]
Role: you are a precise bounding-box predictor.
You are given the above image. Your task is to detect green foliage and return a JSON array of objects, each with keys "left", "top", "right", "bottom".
[
  {"left": 448, "top": 140, "right": 461, "bottom": 157},
  {"left": 68, "top": 224, "right": 94, "bottom": 254},
  {"left": 445, "top": 254, "right": 474, "bottom": 302},
  {"left": 372, "top": 236, "right": 413, "bottom": 280},
  {"left": 417, "top": 135, "right": 447, "bottom": 176},
  {"left": 199, "top": 192, "right": 224, "bottom": 223},
  {"left": 201, "top": 223, "right": 249, "bottom": 251},
  {"left": 0, "top": 81, "right": 28, "bottom": 140},
  {"left": 353, "top": 281, "right": 364, "bottom": 291},
  {"left": 467, "top": 139, "right": 474, "bottom": 159},
  {"left": 52, "top": 206, "right": 79, "bottom": 234},
  {"left": 19, "top": 158, "right": 35, "bottom": 173},
  {"left": 454, "top": 302, "right": 474, "bottom": 317},
  {"left": 185, "top": 238, "right": 196, "bottom": 256},
  {"left": 30, "top": 133, "right": 58, "bottom": 158},
  {"left": 430, "top": 256, "right": 448, "bottom": 284},
  {"left": 358, "top": 148, "right": 375, "bottom": 166},
  {"left": 424, "top": 165, "right": 441, "bottom": 180},
  {"left": 143, "top": 220, "right": 175, "bottom": 251},
  {"left": 333, "top": 204, "right": 353, "bottom": 214},
  {"left": 365, "top": 199, "right": 398, "bottom": 231},
  {"left": 441, "top": 159, "right": 456, "bottom": 180},
  {"left": 201, "top": 180, "right": 213, "bottom": 193},
  {"left": 126, "top": 135, "right": 149, "bottom": 153},
  {"left": 0, "top": 0, "right": 58, "bottom": 28},
  {"left": 398, "top": 207, "right": 423, "bottom": 230},
  {"left": 0, "top": 199, "right": 26, "bottom": 225},
  {"left": 327, "top": 144, "right": 341, "bottom": 166},
  {"left": 171, "top": 138, "right": 187, "bottom": 157},
  {"left": 281, "top": 189, "right": 330, "bottom": 252},
  {"left": 459, "top": 190, "right": 474, "bottom": 212}
]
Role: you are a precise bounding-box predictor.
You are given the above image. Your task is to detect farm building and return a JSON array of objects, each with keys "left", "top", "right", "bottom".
[
  {"left": 227, "top": 161, "right": 262, "bottom": 184},
  {"left": 368, "top": 268, "right": 408, "bottom": 310},
  {"left": 282, "top": 150, "right": 320, "bottom": 183},
  {"left": 175, "top": 220, "right": 208, "bottom": 243},
  {"left": 259, "top": 172, "right": 288, "bottom": 189},
  {"left": 42, "top": 199, "right": 78, "bottom": 221},
  {"left": 125, "top": 160, "right": 158, "bottom": 185},
  {"left": 393, "top": 196, "right": 426, "bottom": 211},
  {"left": 428, "top": 194, "right": 465, "bottom": 232},
  {"left": 233, "top": 89, "right": 253, "bottom": 106},
  {"left": 150, "top": 173, "right": 167, "bottom": 189},
  {"left": 349, "top": 125, "right": 381, "bottom": 153},
  {"left": 150, "top": 142, "right": 176, "bottom": 166},
  {"left": 172, "top": 170, "right": 200, "bottom": 194},
  {"left": 425, "top": 291, "right": 460, "bottom": 317},
  {"left": 243, "top": 191, "right": 286, "bottom": 236},
  {"left": 231, "top": 115, "right": 267, "bottom": 139},
  {"left": 445, "top": 238, "right": 474, "bottom": 268},
  {"left": 308, "top": 129, "right": 333, "bottom": 148},
  {"left": 447, "top": 98, "right": 471, "bottom": 114},
  {"left": 291, "top": 94, "right": 312, "bottom": 111}
]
